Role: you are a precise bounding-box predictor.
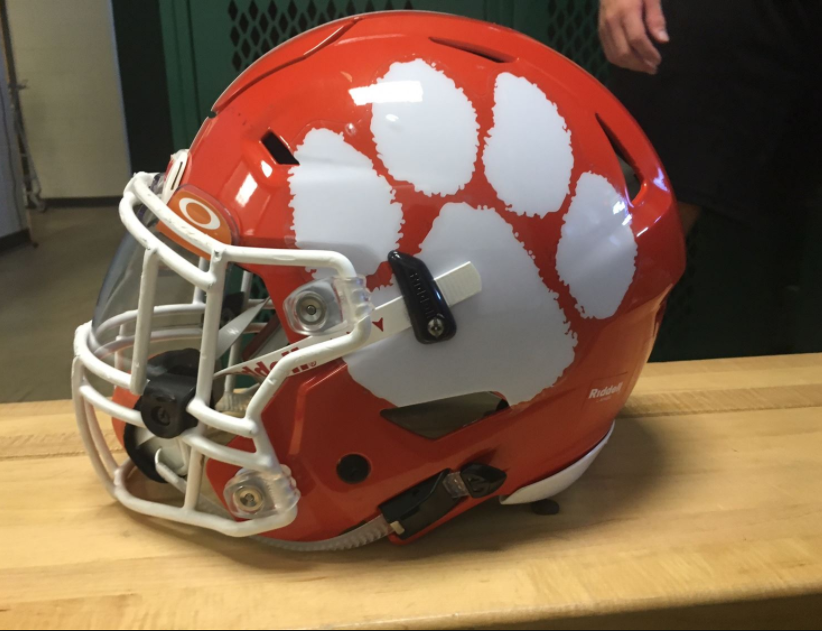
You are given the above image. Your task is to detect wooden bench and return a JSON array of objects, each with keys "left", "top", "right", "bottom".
[{"left": 2, "top": 354, "right": 821, "bottom": 629}]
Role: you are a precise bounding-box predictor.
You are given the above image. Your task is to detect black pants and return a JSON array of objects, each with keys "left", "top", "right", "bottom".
[
  {"left": 607, "top": 1, "right": 822, "bottom": 359},
  {"left": 608, "top": 0, "right": 822, "bottom": 231}
]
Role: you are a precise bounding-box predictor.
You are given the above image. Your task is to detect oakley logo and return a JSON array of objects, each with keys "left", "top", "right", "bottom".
[
  {"left": 589, "top": 382, "right": 623, "bottom": 400},
  {"left": 179, "top": 197, "right": 222, "bottom": 230},
  {"left": 166, "top": 187, "right": 234, "bottom": 248}
]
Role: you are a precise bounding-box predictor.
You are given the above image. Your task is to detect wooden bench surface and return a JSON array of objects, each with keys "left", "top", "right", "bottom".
[{"left": 2, "top": 354, "right": 822, "bottom": 629}]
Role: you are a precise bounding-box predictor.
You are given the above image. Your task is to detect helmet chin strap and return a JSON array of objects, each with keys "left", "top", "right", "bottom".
[
  {"left": 151, "top": 451, "right": 391, "bottom": 551},
  {"left": 215, "top": 383, "right": 260, "bottom": 417},
  {"left": 215, "top": 299, "right": 268, "bottom": 358}
]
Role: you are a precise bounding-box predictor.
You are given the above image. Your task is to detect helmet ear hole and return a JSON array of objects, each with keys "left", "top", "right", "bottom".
[{"left": 337, "top": 455, "right": 372, "bottom": 485}]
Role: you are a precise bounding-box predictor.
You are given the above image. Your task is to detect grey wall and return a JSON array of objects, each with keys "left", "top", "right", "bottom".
[
  {"left": 0, "top": 31, "right": 25, "bottom": 240},
  {"left": 6, "top": 0, "right": 130, "bottom": 198}
]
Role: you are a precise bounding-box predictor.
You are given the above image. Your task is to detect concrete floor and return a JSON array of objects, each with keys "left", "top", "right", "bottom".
[{"left": 0, "top": 206, "right": 124, "bottom": 402}]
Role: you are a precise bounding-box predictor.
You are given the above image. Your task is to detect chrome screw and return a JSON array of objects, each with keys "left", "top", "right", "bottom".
[
  {"left": 233, "top": 485, "right": 264, "bottom": 513},
  {"left": 427, "top": 316, "right": 445, "bottom": 338},
  {"left": 296, "top": 293, "right": 325, "bottom": 325}
]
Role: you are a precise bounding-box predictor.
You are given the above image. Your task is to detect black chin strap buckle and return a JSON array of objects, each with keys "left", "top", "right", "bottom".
[
  {"left": 379, "top": 464, "right": 506, "bottom": 540},
  {"left": 137, "top": 349, "right": 200, "bottom": 440},
  {"left": 387, "top": 251, "right": 457, "bottom": 344}
]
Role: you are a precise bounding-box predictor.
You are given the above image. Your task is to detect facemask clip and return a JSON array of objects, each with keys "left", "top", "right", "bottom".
[{"left": 283, "top": 276, "right": 372, "bottom": 336}]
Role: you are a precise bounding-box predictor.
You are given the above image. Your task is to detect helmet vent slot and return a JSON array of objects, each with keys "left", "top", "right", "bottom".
[
  {"left": 381, "top": 392, "right": 509, "bottom": 439},
  {"left": 428, "top": 37, "right": 515, "bottom": 64},
  {"left": 596, "top": 113, "right": 642, "bottom": 202},
  {"left": 262, "top": 131, "right": 299, "bottom": 165}
]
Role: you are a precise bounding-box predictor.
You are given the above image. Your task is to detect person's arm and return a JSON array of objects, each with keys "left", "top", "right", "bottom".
[{"left": 599, "top": 0, "right": 669, "bottom": 74}]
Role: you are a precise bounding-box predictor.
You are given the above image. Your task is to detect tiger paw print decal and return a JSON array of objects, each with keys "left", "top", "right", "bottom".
[{"left": 288, "top": 60, "right": 637, "bottom": 409}]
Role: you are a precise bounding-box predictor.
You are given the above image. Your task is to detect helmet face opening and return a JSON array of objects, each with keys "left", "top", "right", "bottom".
[
  {"left": 71, "top": 11, "right": 685, "bottom": 549},
  {"left": 73, "top": 172, "right": 378, "bottom": 540}
]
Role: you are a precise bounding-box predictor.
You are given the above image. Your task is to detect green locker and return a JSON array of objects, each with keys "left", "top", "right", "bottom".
[
  {"left": 158, "top": 0, "right": 605, "bottom": 146},
  {"left": 160, "top": 0, "right": 494, "bottom": 147},
  {"left": 509, "top": 0, "right": 607, "bottom": 81}
]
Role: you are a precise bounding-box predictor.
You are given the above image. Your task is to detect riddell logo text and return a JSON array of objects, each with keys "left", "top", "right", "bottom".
[
  {"left": 241, "top": 347, "right": 317, "bottom": 378},
  {"left": 589, "top": 383, "right": 624, "bottom": 399}
]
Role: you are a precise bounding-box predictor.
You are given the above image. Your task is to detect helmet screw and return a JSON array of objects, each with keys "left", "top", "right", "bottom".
[
  {"left": 296, "top": 293, "right": 326, "bottom": 325},
  {"left": 427, "top": 316, "right": 445, "bottom": 339},
  {"left": 152, "top": 406, "right": 171, "bottom": 427},
  {"left": 232, "top": 485, "right": 264, "bottom": 513}
]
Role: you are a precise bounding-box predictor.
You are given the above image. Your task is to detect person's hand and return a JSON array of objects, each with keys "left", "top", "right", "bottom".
[{"left": 599, "top": 0, "right": 669, "bottom": 74}]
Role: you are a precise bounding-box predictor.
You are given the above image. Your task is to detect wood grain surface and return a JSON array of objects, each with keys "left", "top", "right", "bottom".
[{"left": 1, "top": 354, "right": 821, "bottom": 630}]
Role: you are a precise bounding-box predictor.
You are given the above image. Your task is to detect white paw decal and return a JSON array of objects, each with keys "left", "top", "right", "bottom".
[
  {"left": 346, "top": 204, "right": 577, "bottom": 407},
  {"left": 483, "top": 73, "right": 574, "bottom": 217},
  {"left": 289, "top": 63, "right": 636, "bottom": 408},
  {"left": 556, "top": 173, "right": 637, "bottom": 319},
  {"left": 289, "top": 128, "right": 403, "bottom": 278},
  {"left": 370, "top": 59, "right": 479, "bottom": 197}
]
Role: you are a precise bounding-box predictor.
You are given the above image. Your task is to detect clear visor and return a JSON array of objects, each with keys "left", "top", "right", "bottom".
[
  {"left": 90, "top": 191, "right": 283, "bottom": 383},
  {"left": 93, "top": 203, "right": 195, "bottom": 331},
  {"left": 92, "top": 210, "right": 201, "bottom": 364}
]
